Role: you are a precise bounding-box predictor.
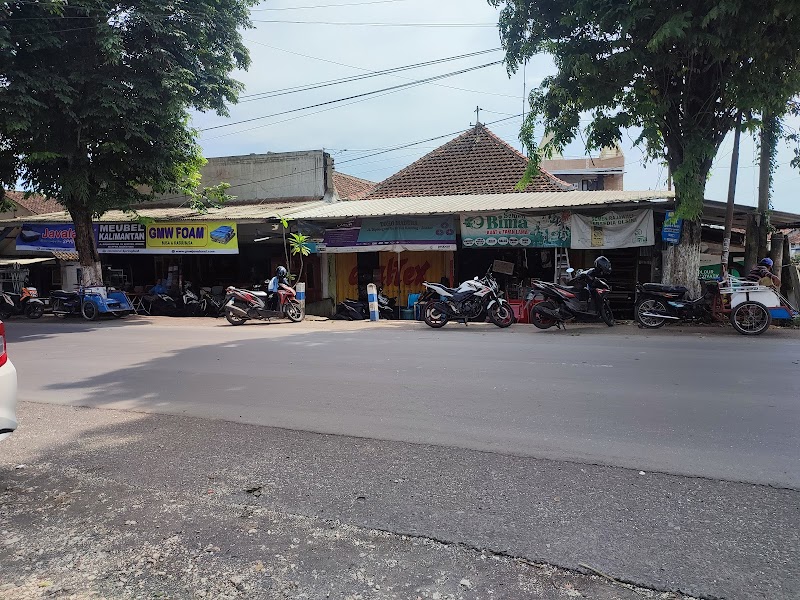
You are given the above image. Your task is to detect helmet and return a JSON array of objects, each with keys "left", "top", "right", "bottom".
[
  {"left": 594, "top": 255, "right": 612, "bottom": 274},
  {"left": 276, "top": 266, "right": 287, "bottom": 277},
  {"left": 759, "top": 257, "right": 773, "bottom": 268}
]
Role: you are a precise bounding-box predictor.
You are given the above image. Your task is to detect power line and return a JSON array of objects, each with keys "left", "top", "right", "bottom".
[
  {"left": 250, "top": 20, "right": 497, "bottom": 28},
  {"left": 162, "top": 114, "right": 525, "bottom": 204},
  {"left": 239, "top": 48, "right": 502, "bottom": 102},
  {"left": 251, "top": 0, "right": 412, "bottom": 9},
  {"left": 200, "top": 60, "right": 504, "bottom": 132},
  {"left": 247, "top": 39, "right": 522, "bottom": 100}
]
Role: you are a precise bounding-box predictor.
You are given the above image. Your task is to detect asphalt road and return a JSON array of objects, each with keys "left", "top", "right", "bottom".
[
  {"left": 3, "top": 317, "right": 800, "bottom": 599},
  {"left": 7, "top": 318, "right": 800, "bottom": 488}
]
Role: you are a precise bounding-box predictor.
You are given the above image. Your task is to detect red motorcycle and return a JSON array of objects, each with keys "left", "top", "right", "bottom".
[{"left": 224, "top": 282, "right": 305, "bottom": 325}]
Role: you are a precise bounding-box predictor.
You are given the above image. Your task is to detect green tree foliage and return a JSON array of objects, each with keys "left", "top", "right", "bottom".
[
  {"left": 0, "top": 0, "right": 258, "bottom": 283},
  {"left": 489, "top": 0, "right": 800, "bottom": 220}
]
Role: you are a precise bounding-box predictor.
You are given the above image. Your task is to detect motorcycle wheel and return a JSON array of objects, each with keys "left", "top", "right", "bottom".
[
  {"left": 285, "top": 300, "right": 305, "bottom": 323},
  {"left": 530, "top": 301, "right": 558, "bottom": 330},
  {"left": 730, "top": 301, "right": 772, "bottom": 335},
  {"left": 488, "top": 303, "right": 514, "bottom": 328},
  {"left": 0, "top": 307, "right": 12, "bottom": 320},
  {"left": 225, "top": 308, "right": 247, "bottom": 326},
  {"left": 81, "top": 301, "right": 99, "bottom": 321},
  {"left": 635, "top": 299, "right": 667, "bottom": 329},
  {"left": 25, "top": 303, "right": 44, "bottom": 320},
  {"left": 600, "top": 300, "right": 615, "bottom": 327},
  {"left": 424, "top": 302, "right": 449, "bottom": 328}
]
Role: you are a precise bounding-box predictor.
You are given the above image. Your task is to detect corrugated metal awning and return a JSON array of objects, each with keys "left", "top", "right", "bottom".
[
  {"left": 283, "top": 190, "right": 676, "bottom": 220},
  {"left": 0, "top": 257, "right": 55, "bottom": 266},
  {"left": 0, "top": 201, "right": 328, "bottom": 225}
]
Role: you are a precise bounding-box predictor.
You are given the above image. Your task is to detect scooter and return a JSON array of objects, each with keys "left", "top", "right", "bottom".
[
  {"left": 526, "top": 267, "right": 614, "bottom": 329},
  {"left": 0, "top": 287, "right": 45, "bottom": 319},
  {"left": 224, "top": 282, "right": 305, "bottom": 325}
]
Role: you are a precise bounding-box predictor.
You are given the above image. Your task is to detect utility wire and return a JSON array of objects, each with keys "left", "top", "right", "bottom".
[
  {"left": 200, "top": 60, "right": 504, "bottom": 132},
  {"left": 162, "top": 114, "right": 525, "bottom": 203},
  {"left": 247, "top": 39, "right": 522, "bottom": 100},
  {"left": 250, "top": 20, "right": 497, "bottom": 27},
  {"left": 239, "top": 48, "right": 502, "bottom": 102}
]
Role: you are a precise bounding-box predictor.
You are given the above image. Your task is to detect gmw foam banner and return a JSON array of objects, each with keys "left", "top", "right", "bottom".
[{"left": 16, "top": 222, "right": 239, "bottom": 254}]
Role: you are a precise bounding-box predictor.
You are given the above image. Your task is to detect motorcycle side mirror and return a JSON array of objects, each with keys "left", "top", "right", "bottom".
[{"left": 474, "top": 276, "right": 479, "bottom": 280}]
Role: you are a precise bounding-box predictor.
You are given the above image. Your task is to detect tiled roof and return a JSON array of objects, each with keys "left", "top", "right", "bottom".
[
  {"left": 366, "top": 124, "right": 574, "bottom": 199},
  {"left": 3, "top": 190, "right": 64, "bottom": 215},
  {"left": 51, "top": 251, "right": 80, "bottom": 261},
  {"left": 787, "top": 230, "right": 800, "bottom": 244},
  {"left": 333, "top": 172, "right": 376, "bottom": 201}
]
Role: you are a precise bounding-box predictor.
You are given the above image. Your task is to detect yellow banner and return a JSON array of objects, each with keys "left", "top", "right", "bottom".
[{"left": 145, "top": 222, "right": 238, "bottom": 254}]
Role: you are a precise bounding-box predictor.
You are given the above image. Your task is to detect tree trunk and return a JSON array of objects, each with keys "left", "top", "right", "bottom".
[
  {"left": 721, "top": 112, "right": 742, "bottom": 279},
  {"left": 771, "top": 232, "right": 784, "bottom": 291},
  {"left": 661, "top": 219, "right": 702, "bottom": 296},
  {"left": 68, "top": 204, "right": 103, "bottom": 286},
  {"left": 744, "top": 214, "right": 759, "bottom": 273},
  {"left": 756, "top": 112, "right": 778, "bottom": 259}
]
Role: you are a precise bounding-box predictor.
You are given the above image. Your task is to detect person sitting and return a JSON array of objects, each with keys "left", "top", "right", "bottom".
[
  {"left": 267, "top": 266, "right": 289, "bottom": 310},
  {"left": 747, "top": 258, "right": 781, "bottom": 287}
]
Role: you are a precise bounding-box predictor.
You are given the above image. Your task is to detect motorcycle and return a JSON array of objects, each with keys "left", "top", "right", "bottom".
[
  {"left": 144, "top": 290, "right": 179, "bottom": 316},
  {"left": 224, "top": 281, "right": 305, "bottom": 325},
  {"left": 199, "top": 287, "right": 225, "bottom": 318},
  {"left": 333, "top": 287, "right": 396, "bottom": 321},
  {"left": 526, "top": 267, "right": 614, "bottom": 329},
  {"left": 0, "top": 287, "right": 45, "bottom": 319},
  {"left": 179, "top": 283, "right": 203, "bottom": 317},
  {"left": 634, "top": 280, "right": 718, "bottom": 329},
  {"left": 421, "top": 269, "right": 513, "bottom": 328}
]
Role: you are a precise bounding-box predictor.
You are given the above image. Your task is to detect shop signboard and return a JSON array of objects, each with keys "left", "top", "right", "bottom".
[
  {"left": 16, "top": 221, "right": 239, "bottom": 254},
  {"left": 571, "top": 209, "right": 654, "bottom": 249},
  {"left": 661, "top": 211, "right": 682, "bottom": 244},
  {"left": 460, "top": 211, "right": 571, "bottom": 248},
  {"left": 318, "top": 216, "right": 456, "bottom": 253}
]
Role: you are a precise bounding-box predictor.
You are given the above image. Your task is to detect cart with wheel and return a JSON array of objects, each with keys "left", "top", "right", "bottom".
[
  {"left": 718, "top": 278, "right": 798, "bottom": 335},
  {"left": 80, "top": 286, "right": 134, "bottom": 320}
]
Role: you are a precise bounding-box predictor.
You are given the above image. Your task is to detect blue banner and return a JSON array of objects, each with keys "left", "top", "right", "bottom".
[
  {"left": 662, "top": 211, "right": 682, "bottom": 244},
  {"left": 17, "top": 224, "right": 88, "bottom": 252}
]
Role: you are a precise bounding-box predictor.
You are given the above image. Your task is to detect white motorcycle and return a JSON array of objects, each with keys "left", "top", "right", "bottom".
[{"left": 421, "top": 269, "right": 513, "bottom": 328}]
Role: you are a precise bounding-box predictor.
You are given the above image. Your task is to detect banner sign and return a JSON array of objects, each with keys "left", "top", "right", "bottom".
[
  {"left": 661, "top": 211, "right": 683, "bottom": 244},
  {"left": 460, "top": 212, "right": 571, "bottom": 248},
  {"left": 571, "top": 210, "right": 654, "bottom": 249},
  {"left": 319, "top": 216, "right": 456, "bottom": 253},
  {"left": 16, "top": 222, "right": 239, "bottom": 255}
]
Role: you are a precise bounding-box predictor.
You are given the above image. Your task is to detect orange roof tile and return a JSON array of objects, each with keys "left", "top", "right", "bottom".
[
  {"left": 4, "top": 190, "right": 64, "bottom": 215},
  {"left": 333, "top": 172, "right": 376, "bottom": 201},
  {"left": 366, "top": 124, "right": 574, "bottom": 199}
]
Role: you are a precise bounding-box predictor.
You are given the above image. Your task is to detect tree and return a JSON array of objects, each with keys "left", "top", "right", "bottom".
[
  {"left": 489, "top": 0, "right": 800, "bottom": 292},
  {"left": 0, "top": 0, "right": 257, "bottom": 285}
]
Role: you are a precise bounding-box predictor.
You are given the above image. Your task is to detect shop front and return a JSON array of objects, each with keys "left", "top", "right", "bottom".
[{"left": 319, "top": 216, "right": 456, "bottom": 311}]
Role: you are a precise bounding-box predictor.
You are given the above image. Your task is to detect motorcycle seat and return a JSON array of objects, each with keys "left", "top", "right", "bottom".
[
  {"left": 51, "top": 290, "right": 79, "bottom": 299},
  {"left": 642, "top": 283, "right": 688, "bottom": 294}
]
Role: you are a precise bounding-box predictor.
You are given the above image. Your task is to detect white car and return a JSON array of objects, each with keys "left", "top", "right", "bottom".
[{"left": 0, "top": 320, "right": 17, "bottom": 441}]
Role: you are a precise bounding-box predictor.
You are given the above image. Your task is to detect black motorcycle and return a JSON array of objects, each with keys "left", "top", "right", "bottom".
[
  {"left": 199, "top": 288, "right": 225, "bottom": 318},
  {"left": 332, "top": 287, "right": 396, "bottom": 320},
  {"left": 527, "top": 263, "right": 614, "bottom": 329},
  {"left": 634, "top": 280, "right": 715, "bottom": 329},
  {"left": 0, "top": 287, "right": 45, "bottom": 319}
]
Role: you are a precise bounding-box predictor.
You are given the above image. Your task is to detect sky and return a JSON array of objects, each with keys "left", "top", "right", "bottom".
[{"left": 191, "top": 0, "right": 799, "bottom": 213}]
